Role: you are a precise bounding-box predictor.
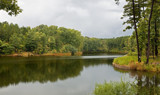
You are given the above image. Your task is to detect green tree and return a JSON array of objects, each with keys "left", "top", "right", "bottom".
[
  {"left": 0, "top": 42, "right": 14, "bottom": 54},
  {"left": 116, "top": 0, "right": 143, "bottom": 62},
  {"left": 146, "top": 0, "right": 155, "bottom": 64},
  {"left": 9, "top": 33, "right": 24, "bottom": 52},
  {"left": 25, "top": 32, "right": 38, "bottom": 52},
  {"left": 61, "top": 44, "right": 78, "bottom": 55},
  {"left": 0, "top": 0, "right": 22, "bottom": 16},
  {"left": 48, "top": 36, "right": 56, "bottom": 50}
]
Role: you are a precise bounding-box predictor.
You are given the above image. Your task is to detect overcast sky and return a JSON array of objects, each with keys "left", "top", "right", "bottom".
[{"left": 0, "top": 0, "right": 132, "bottom": 38}]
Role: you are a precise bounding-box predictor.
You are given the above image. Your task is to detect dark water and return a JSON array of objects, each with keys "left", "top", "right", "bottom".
[{"left": 0, "top": 55, "right": 159, "bottom": 95}]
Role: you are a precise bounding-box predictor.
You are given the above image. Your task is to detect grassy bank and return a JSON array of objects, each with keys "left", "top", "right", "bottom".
[{"left": 113, "top": 55, "right": 160, "bottom": 72}]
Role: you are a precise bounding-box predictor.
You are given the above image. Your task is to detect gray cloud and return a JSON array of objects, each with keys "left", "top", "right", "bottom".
[{"left": 0, "top": 0, "right": 132, "bottom": 38}]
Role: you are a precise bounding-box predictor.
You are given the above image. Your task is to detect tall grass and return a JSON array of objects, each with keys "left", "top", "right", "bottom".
[
  {"left": 93, "top": 80, "right": 137, "bottom": 95},
  {"left": 93, "top": 80, "right": 160, "bottom": 95}
]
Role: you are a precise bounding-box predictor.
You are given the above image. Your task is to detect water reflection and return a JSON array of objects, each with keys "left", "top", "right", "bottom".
[
  {"left": 0, "top": 56, "right": 113, "bottom": 88},
  {"left": 1, "top": 55, "right": 159, "bottom": 95},
  {"left": 114, "top": 68, "right": 160, "bottom": 95}
]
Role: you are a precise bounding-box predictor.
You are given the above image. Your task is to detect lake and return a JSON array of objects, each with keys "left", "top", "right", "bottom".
[{"left": 0, "top": 54, "right": 160, "bottom": 95}]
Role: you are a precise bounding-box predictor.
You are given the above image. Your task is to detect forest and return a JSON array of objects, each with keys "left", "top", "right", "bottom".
[{"left": 0, "top": 22, "right": 129, "bottom": 55}]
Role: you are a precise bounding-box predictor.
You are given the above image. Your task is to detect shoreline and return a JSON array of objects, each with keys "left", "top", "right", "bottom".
[
  {"left": 0, "top": 52, "right": 126, "bottom": 57},
  {"left": 0, "top": 52, "right": 83, "bottom": 57},
  {"left": 112, "top": 63, "right": 135, "bottom": 70}
]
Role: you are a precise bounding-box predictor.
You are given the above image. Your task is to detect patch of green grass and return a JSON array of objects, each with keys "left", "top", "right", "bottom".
[
  {"left": 113, "top": 55, "right": 160, "bottom": 65},
  {"left": 113, "top": 56, "right": 138, "bottom": 65},
  {"left": 93, "top": 80, "right": 138, "bottom": 95}
]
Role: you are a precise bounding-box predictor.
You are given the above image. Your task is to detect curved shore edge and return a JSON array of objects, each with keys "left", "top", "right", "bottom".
[
  {"left": 113, "top": 62, "right": 160, "bottom": 72},
  {"left": 112, "top": 63, "right": 135, "bottom": 70}
]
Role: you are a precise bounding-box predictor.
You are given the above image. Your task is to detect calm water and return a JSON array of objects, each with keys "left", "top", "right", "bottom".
[{"left": 0, "top": 54, "right": 160, "bottom": 95}]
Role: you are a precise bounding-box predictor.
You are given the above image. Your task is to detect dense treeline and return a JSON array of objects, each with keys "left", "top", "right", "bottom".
[
  {"left": 116, "top": 0, "right": 160, "bottom": 63},
  {"left": 0, "top": 22, "right": 83, "bottom": 55},
  {"left": 83, "top": 36, "right": 129, "bottom": 53},
  {"left": 0, "top": 22, "right": 129, "bottom": 55}
]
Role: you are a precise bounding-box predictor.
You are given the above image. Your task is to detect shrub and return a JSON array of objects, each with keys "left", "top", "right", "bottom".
[
  {"left": 52, "top": 49, "right": 57, "bottom": 53},
  {"left": 144, "top": 64, "right": 157, "bottom": 72}
]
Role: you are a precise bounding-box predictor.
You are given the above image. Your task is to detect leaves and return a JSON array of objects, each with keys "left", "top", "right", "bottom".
[{"left": 0, "top": 0, "right": 22, "bottom": 16}]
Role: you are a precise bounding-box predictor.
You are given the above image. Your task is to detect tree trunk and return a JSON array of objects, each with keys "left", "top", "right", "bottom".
[
  {"left": 152, "top": 42, "right": 154, "bottom": 59},
  {"left": 132, "top": 0, "right": 141, "bottom": 62},
  {"left": 146, "top": 0, "right": 155, "bottom": 64},
  {"left": 146, "top": 43, "right": 148, "bottom": 57},
  {"left": 154, "top": 19, "right": 158, "bottom": 57}
]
